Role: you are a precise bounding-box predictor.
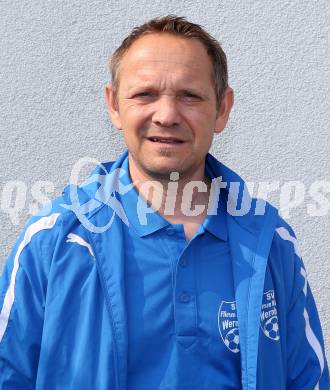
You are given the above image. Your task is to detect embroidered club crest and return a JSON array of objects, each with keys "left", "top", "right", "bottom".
[
  {"left": 218, "top": 301, "right": 240, "bottom": 353},
  {"left": 260, "top": 290, "right": 280, "bottom": 341}
]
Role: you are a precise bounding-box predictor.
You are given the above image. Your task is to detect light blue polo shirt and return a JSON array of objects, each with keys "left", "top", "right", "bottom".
[{"left": 118, "top": 156, "right": 241, "bottom": 389}]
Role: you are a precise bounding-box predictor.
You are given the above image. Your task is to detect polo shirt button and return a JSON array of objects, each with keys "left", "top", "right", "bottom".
[
  {"left": 180, "top": 258, "right": 188, "bottom": 267},
  {"left": 166, "top": 228, "right": 175, "bottom": 236},
  {"left": 180, "top": 293, "right": 191, "bottom": 303}
]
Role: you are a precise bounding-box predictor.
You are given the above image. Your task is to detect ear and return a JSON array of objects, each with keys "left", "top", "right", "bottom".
[
  {"left": 104, "top": 84, "right": 122, "bottom": 129},
  {"left": 214, "top": 87, "right": 234, "bottom": 134}
]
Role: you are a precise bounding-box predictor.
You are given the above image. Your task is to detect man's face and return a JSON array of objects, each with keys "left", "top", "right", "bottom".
[{"left": 106, "top": 33, "right": 233, "bottom": 180}]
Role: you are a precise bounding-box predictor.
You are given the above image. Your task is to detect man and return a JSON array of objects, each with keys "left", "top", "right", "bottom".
[{"left": 0, "top": 15, "right": 329, "bottom": 389}]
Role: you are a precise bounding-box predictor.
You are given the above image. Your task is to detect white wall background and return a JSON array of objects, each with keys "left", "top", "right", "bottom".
[{"left": 0, "top": 0, "right": 329, "bottom": 358}]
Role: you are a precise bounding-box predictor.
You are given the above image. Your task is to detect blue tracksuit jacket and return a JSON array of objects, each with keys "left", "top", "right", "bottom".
[{"left": 0, "top": 151, "right": 329, "bottom": 389}]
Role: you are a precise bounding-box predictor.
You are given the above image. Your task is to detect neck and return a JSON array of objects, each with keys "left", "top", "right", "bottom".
[{"left": 128, "top": 155, "right": 211, "bottom": 222}]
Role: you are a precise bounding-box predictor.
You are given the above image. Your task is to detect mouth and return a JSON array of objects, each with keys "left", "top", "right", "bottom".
[{"left": 147, "top": 136, "right": 185, "bottom": 145}]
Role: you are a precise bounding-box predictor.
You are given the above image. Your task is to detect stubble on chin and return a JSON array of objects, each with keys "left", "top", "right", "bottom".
[{"left": 144, "top": 155, "right": 197, "bottom": 182}]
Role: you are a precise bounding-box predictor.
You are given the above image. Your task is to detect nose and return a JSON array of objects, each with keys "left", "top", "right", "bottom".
[{"left": 152, "top": 95, "right": 181, "bottom": 128}]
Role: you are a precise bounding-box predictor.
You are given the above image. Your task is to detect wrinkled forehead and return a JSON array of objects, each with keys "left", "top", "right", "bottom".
[
  {"left": 125, "top": 34, "right": 207, "bottom": 61},
  {"left": 118, "top": 33, "right": 214, "bottom": 85}
]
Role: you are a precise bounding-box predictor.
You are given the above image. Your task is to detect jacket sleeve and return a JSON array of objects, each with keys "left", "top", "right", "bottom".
[
  {"left": 0, "top": 213, "right": 61, "bottom": 389},
  {"left": 276, "top": 224, "right": 330, "bottom": 389}
]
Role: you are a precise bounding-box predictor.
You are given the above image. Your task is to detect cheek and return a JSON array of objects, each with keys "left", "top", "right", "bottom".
[
  {"left": 184, "top": 110, "right": 215, "bottom": 137},
  {"left": 121, "top": 107, "right": 151, "bottom": 130},
  {"left": 183, "top": 103, "right": 216, "bottom": 122}
]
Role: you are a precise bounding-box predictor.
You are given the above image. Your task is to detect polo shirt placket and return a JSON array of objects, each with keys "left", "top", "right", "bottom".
[{"left": 161, "top": 224, "right": 198, "bottom": 349}]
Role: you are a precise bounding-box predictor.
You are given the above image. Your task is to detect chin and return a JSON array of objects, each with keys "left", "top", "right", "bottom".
[
  {"left": 143, "top": 159, "right": 196, "bottom": 181},
  {"left": 130, "top": 151, "right": 201, "bottom": 180},
  {"left": 144, "top": 166, "right": 180, "bottom": 180}
]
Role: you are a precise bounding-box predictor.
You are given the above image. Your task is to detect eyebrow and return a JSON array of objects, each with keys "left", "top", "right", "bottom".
[
  {"left": 127, "top": 85, "right": 208, "bottom": 98},
  {"left": 178, "top": 88, "right": 204, "bottom": 96}
]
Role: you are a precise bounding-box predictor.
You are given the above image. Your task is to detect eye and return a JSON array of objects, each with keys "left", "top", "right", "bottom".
[
  {"left": 133, "top": 91, "right": 155, "bottom": 98},
  {"left": 181, "top": 92, "right": 202, "bottom": 101}
]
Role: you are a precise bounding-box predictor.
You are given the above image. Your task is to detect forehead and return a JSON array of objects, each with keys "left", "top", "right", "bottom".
[{"left": 118, "top": 33, "right": 214, "bottom": 85}]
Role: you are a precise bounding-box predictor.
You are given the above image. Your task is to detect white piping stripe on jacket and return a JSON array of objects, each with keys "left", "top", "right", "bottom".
[
  {"left": 0, "top": 213, "right": 60, "bottom": 343},
  {"left": 66, "top": 233, "right": 94, "bottom": 257},
  {"left": 300, "top": 267, "right": 308, "bottom": 296},
  {"left": 276, "top": 226, "right": 324, "bottom": 389},
  {"left": 300, "top": 267, "right": 325, "bottom": 390},
  {"left": 275, "top": 227, "right": 301, "bottom": 257}
]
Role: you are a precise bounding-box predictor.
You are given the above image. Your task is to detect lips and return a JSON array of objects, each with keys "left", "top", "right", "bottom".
[{"left": 147, "top": 136, "right": 184, "bottom": 144}]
